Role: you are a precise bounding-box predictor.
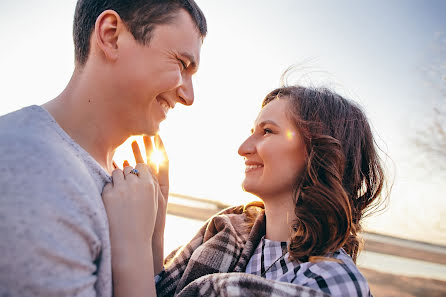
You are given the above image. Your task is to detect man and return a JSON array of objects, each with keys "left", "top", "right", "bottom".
[{"left": 0, "top": 0, "right": 206, "bottom": 296}]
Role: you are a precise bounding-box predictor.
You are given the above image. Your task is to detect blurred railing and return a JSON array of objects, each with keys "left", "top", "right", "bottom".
[{"left": 167, "top": 192, "right": 230, "bottom": 221}]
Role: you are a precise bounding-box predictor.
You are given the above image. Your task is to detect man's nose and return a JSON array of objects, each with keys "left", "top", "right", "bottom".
[{"left": 176, "top": 76, "right": 194, "bottom": 106}]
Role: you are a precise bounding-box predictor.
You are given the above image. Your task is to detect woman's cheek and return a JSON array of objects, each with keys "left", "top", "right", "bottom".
[{"left": 256, "top": 142, "right": 268, "bottom": 160}]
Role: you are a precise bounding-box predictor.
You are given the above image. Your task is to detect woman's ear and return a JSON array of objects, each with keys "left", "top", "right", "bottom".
[{"left": 93, "top": 10, "right": 124, "bottom": 62}]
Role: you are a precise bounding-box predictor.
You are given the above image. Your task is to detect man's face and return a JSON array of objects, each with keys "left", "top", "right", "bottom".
[{"left": 115, "top": 9, "right": 202, "bottom": 136}]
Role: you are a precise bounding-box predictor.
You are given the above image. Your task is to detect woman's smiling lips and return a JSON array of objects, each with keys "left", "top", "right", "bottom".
[{"left": 245, "top": 161, "right": 264, "bottom": 173}]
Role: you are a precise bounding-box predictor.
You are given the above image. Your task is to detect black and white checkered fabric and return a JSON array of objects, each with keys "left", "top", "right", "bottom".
[{"left": 245, "top": 236, "right": 373, "bottom": 297}]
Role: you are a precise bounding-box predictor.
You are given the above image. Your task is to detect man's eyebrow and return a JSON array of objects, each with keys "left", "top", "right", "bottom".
[{"left": 179, "top": 52, "right": 198, "bottom": 69}]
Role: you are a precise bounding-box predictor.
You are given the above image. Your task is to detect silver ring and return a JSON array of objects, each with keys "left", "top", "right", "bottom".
[{"left": 129, "top": 169, "right": 139, "bottom": 176}]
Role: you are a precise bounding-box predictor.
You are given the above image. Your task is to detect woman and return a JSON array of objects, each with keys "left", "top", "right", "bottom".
[{"left": 103, "top": 85, "right": 386, "bottom": 297}]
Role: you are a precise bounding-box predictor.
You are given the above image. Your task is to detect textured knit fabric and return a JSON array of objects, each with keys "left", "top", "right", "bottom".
[
  {"left": 246, "top": 237, "right": 372, "bottom": 297},
  {"left": 156, "top": 204, "right": 367, "bottom": 297},
  {"left": 0, "top": 106, "right": 112, "bottom": 297}
]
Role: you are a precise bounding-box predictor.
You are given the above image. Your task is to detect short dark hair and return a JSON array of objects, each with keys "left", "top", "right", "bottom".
[{"left": 73, "top": 0, "right": 207, "bottom": 65}]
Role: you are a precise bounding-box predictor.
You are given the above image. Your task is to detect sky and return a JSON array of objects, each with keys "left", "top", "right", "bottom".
[{"left": 0, "top": 0, "right": 445, "bottom": 245}]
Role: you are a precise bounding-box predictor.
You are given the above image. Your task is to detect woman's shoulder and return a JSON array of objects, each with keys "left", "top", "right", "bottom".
[{"left": 292, "top": 249, "right": 371, "bottom": 297}]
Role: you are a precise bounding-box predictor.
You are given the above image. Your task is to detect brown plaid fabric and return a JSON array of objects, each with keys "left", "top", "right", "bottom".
[{"left": 156, "top": 205, "right": 330, "bottom": 297}]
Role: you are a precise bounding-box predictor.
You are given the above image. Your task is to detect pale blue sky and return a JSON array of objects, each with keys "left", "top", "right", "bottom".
[{"left": 0, "top": 0, "right": 445, "bottom": 245}]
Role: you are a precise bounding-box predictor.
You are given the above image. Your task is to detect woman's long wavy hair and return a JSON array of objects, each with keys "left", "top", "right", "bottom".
[{"left": 248, "top": 86, "right": 387, "bottom": 263}]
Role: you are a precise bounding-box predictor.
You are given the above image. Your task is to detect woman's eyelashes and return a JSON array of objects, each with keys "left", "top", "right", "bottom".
[
  {"left": 250, "top": 127, "right": 275, "bottom": 135},
  {"left": 263, "top": 128, "right": 273, "bottom": 135}
]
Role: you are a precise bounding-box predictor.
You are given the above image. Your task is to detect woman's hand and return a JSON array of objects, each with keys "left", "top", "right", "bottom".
[
  {"left": 131, "top": 135, "right": 169, "bottom": 275},
  {"left": 102, "top": 163, "right": 158, "bottom": 297},
  {"left": 103, "top": 163, "right": 158, "bottom": 252}
]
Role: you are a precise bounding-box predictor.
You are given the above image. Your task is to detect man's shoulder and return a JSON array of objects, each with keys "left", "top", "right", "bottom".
[
  {"left": 0, "top": 105, "right": 89, "bottom": 175},
  {"left": 0, "top": 105, "right": 105, "bottom": 205},
  {"left": 0, "top": 105, "right": 109, "bottom": 235},
  {"left": 0, "top": 107, "right": 106, "bottom": 248},
  {"left": 0, "top": 105, "right": 60, "bottom": 153},
  {"left": 0, "top": 105, "right": 42, "bottom": 131}
]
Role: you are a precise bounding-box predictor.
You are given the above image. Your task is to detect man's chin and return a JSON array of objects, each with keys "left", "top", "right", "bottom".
[{"left": 144, "top": 121, "right": 161, "bottom": 136}]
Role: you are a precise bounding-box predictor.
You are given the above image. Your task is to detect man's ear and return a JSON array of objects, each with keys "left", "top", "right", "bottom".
[{"left": 93, "top": 10, "right": 124, "bottom": 62}]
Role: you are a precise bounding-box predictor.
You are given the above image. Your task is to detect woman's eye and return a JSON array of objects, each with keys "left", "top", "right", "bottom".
[{"left": 263, "top": 128, "right": 273, "bottom": 134}]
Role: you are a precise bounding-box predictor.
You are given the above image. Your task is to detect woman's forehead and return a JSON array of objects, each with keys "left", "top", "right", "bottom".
[{"left": 254, "top": 99, "right": 290, "bottom": 126}]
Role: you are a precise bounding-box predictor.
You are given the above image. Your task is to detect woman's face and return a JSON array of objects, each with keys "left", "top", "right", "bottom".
[{"left": 238, "top": 98, "right": 307, "bottom": 199}]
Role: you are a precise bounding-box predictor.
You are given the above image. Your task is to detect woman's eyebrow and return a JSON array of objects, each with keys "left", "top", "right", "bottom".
[
  {"left": 251, "top": 120, "right": 280, "bottom": 133},
  {"left": 258, "top": 120, "right": 279, "bottom": 128}
]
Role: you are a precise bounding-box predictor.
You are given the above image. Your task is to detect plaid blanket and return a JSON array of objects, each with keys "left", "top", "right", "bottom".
[{"left": 156, "top": 205, "right": 330, "bottom": 297}]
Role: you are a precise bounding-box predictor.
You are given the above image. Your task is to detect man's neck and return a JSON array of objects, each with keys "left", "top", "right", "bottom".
[
  {"left": 43, "top": 70, "right": 129, "bottom": 174},
  {"left": 263, "top": 194, "right": 297, "bottom": 242}
]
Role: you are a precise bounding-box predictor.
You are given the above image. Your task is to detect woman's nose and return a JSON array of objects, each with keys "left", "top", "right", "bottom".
[{"left": 238, "top": 135, "right": 256, "bottom": 157}]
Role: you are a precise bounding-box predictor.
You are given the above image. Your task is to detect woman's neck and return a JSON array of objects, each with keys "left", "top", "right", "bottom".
[{"left": 263, "top": 195, "right": 297, "bottom": 242}]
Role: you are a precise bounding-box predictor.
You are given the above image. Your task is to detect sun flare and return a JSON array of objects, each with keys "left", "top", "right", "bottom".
[
  {"left": 113, "top": 136, "right": 165, "bottom": 173},
  {"left": 150, "top": 149, "right": 165, "bottom": 173}
]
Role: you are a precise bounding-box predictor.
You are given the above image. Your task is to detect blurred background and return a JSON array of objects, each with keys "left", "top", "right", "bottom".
[{"left": 1, "top": 0, "right": 445, "bottom": 296}]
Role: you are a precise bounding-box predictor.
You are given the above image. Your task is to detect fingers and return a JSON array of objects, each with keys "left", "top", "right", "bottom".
[
  {"left": 122, "top": 160, "right": 140, "bottom": 178},
  {"left": 123, "top": 136, "right": 168, "bottom": 178},
  {"left": 123, "top": 166, "right": 133, "bottom": 175},
  {"left": 155, "top": 135, "right": 169, "bottom": 183},
  {"left": 155, "top": 135, "right": 169, "bottom": 165},
  {"left": 120, "top": 163, "right": 152, "bottom": 181},
  {"left": 132, "top": 141, "right": 145, "bottom": 164},
  {"left": 143, "top": 136, "right": 158, "bottom": 174},
  {"left": 123, "top": 165, "right": 140, "bottom": 180},
  {"left": 111, "top": 168, "right": 125, "bottom": 184},
  {"left": 134, "top": 163, "right": 151, "bottom": 180},
  {"left": 143, "top": 136, "right": 154, "bottom": 163}
]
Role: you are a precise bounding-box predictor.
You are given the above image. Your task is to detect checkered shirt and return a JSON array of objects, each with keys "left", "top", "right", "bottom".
[{"left": 245, "top": 236, "right": 373, "bottom": 297}]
